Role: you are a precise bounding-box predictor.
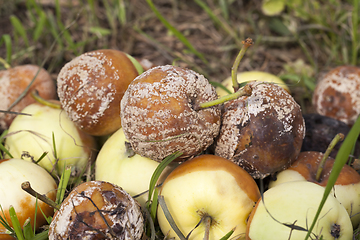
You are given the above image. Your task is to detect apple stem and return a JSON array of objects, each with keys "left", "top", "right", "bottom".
[
  {"left": 315, "top": 133, "right": 345, "bottom": 182},
  {"left": 202, "top": 215, "right": 212, "bottom": 240},
  {"left": 231, "top": 38, "right": 253, "bottom": 92},
  {"left": 197, "top": 83, "right": 252, "bottom": 110},
  {"left": 21, "top": 181, "right": 60, "bottom": 210},
  {"left": 30, "top": 90, "right": 61, "bottom": 109}
]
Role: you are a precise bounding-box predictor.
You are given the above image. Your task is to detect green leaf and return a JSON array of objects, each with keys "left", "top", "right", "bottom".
[
  {"left": 305, "top": 115, "right": 360, "bottom": 240},
  {"left": 9, "top": 206, "right": 24, "bottom": 240},
  {"left": 0, "top": 34, "right": 12, "bottom": 67},
  {"left": 89, "top": 27, "right": 112, "bottom": 36},
  {"left": 33, "top": 11, "right": 47, "bottom": 42},
  {"left": 56, "top": 166, "right": 72, "bottom": 205},
  {"left": 158, "top": 195, "right": 187, "bottom": 240},
  {"left": 22, "top": 218, "right": 35, "bottom": 239},
  {"left": 0, "top": 205, "right": 13, "bottom": 234},
  {"left": 10, "top": 15, "right": 30, "bottom": 47},
  {"left": 147, "top": 151, "right": 182, "bottom": 220}
]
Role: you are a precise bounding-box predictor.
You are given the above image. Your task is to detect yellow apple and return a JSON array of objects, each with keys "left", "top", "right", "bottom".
[
  {"left": 0, "top": 158, "right": 57, "bottom": 237},
  {"left": 246, "top": 181, "right": 353, "bottom": 240},
  {"left": 157, "top": 154, "right": 260, "bottom": 240},
  {"left": 95, "top": 127, "right": 178, "bottom": 208},
  {"left": 216, "top": 71, "right": 290, "bottom": 98},
  {"left": 269, "top": 151, "right": 360, "bottom": 228},
  {"left": 4, "top": 102, "right": 96, "bottom": 178}
]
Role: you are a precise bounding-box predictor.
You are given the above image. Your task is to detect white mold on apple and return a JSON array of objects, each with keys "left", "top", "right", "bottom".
[
  {"left": 48, "top": 181, "right": 144, "bottom": 240},
  {"left": 312, "top": 65, "right": 360, "bottom": 126},
  {"left": 57, "top": 49, "right": 141, "bottom": 136},
  {"left": 0, "top": 158, "right": 57, "bottom": 238},
  {"left": 215, "top": 81, "right": 305, "bottom": 179},
  {"left": 157, "top": 154, "right": 260, "bottom": 240},
  {"left": 120, "top": 65, "right": 221, "bottom": 162},
  {"left": 0, "top": 64, "right": 56, "bottom": 131},
  {"left": 4, "top": 102, "right": 96, "bottom": 178},
  {"left": 246, "top": 181, "right": 353, "bottom": 240},
  {"left": 95, "top": 127, "right": 179, "bottom": 208}
]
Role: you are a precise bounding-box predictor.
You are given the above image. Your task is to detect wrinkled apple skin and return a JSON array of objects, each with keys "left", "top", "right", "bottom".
[
  {"left": 95, "top": 127, "right": 178, "bottom": 208},
  {"left": 246, "top": 181, "right": 353, "bottom": 240},
  {"left": 0, "top": 159, "right": 57, "bottom": 237},
  {"left": 5, "top": 103, "right": 96, "bottom": 178}
]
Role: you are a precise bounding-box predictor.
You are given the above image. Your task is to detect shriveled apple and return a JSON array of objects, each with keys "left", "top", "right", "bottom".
[{"left": 48, "top": 181, "right": 144, "bottom": 240}]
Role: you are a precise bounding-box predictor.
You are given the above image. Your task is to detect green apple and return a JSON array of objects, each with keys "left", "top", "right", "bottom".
[
  {"left": 4, "top": 102, "right": 96, "bottom": 178},
  {"left": 0, "top": 158, "right": 57, "bottom": 236},
  {"left": 246, "top": 181, "right": 353, "bottom": 240},
  {"left": 95, "top": 127, "right": 178, "bottom": 208},
  {"left": 216, "top": 71, "right": 290, "bottom": 98},
  {"left": 157, "top": 154, "right": 261, "bottom": 240},
  {"left": 269, "top": 151, "right": 360, "bottom": 228}
]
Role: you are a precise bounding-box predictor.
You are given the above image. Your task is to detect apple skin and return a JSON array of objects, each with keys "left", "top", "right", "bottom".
[
  {"left": 4, "top": 102, "right": 96, "bottom": 178},
  {"left": 246, "top": 181, "right": 353, "bottom": 240},
  {"left": 269, "top": 151, "right": 360, "bottom": 228},
  {"left": 0, "top": 159, "right": 57, "bottom": 238},
  {"left": 95, "top": 127, "right": 179, "bottom": 208},
  {"left": 57, "top": 49, "right": 140, "bottom": 136},
  {"left": 216, "top": 71, "right": 290, "bottom": 98},
  {"left": 157, "top": 154, "right": 260, "bottom": 240},
  {"left": 48, "top": 181, "right": 144, "bottom": 240},
  {"left": 0, "top": 64, "right": 56, "bottom": 131}
]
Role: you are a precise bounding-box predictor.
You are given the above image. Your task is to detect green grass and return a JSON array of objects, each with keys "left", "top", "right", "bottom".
[{"left": 1, "top": 0, "right": 360, "bottom": 239}]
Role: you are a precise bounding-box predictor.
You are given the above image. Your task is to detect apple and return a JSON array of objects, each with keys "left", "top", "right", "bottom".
[
  {"left": 4, "top": 102, "right": 96, "bottom": 178},
  {"left": 0, "top": 64, "right": 56, "bottom": 131},
  {"left": 312, "top": 65, "right": 360, "bottom": 126},
  {"left": 157, "top": 154, "right": 260, "bottom": 240},
  {"left": 214, "top": 81, "right": 305, "bottom": 179},
  {"left": 57, "top": 49, "right": 141, "bottom": 136},
  {"left": 216, "top": 71, "right": 290, "bottom": 98},
  {"left": 246, "top": 181, "right": 353, "bottom": 240},
  {"left": 48, "top": 180, "right": 144, "bottom": 239},
  {"left": 269, "top": 151, "right": 360, "bottom": 228},
  {"left": 120, "top": 65, "right": 221, "bottom": 162},
  {"left": 95, "top": 127, "right": 179, "bottom": 208},
  {"left": 0, "top": 158, "right": 57, "bottom": 238}
]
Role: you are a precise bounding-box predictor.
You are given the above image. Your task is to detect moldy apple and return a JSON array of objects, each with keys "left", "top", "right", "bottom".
[
  {"left": 215, "top": 81, "right": 305, "bottom": 179},
  {"left": 120, "top": 65, "right": 221, "bottom": 162}
]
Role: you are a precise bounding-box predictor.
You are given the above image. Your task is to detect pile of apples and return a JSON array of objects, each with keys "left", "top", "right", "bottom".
[{"left": 0, "top": 44, "right": 359, "bottom": 240}]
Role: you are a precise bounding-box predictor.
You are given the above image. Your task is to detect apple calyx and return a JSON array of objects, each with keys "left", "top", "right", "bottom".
[
  {"left": 315, "top": 133, "right": 344, "bottom": 182},
  {"left": 30, "top": 90, "right": 61, "bottom": 109}
]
